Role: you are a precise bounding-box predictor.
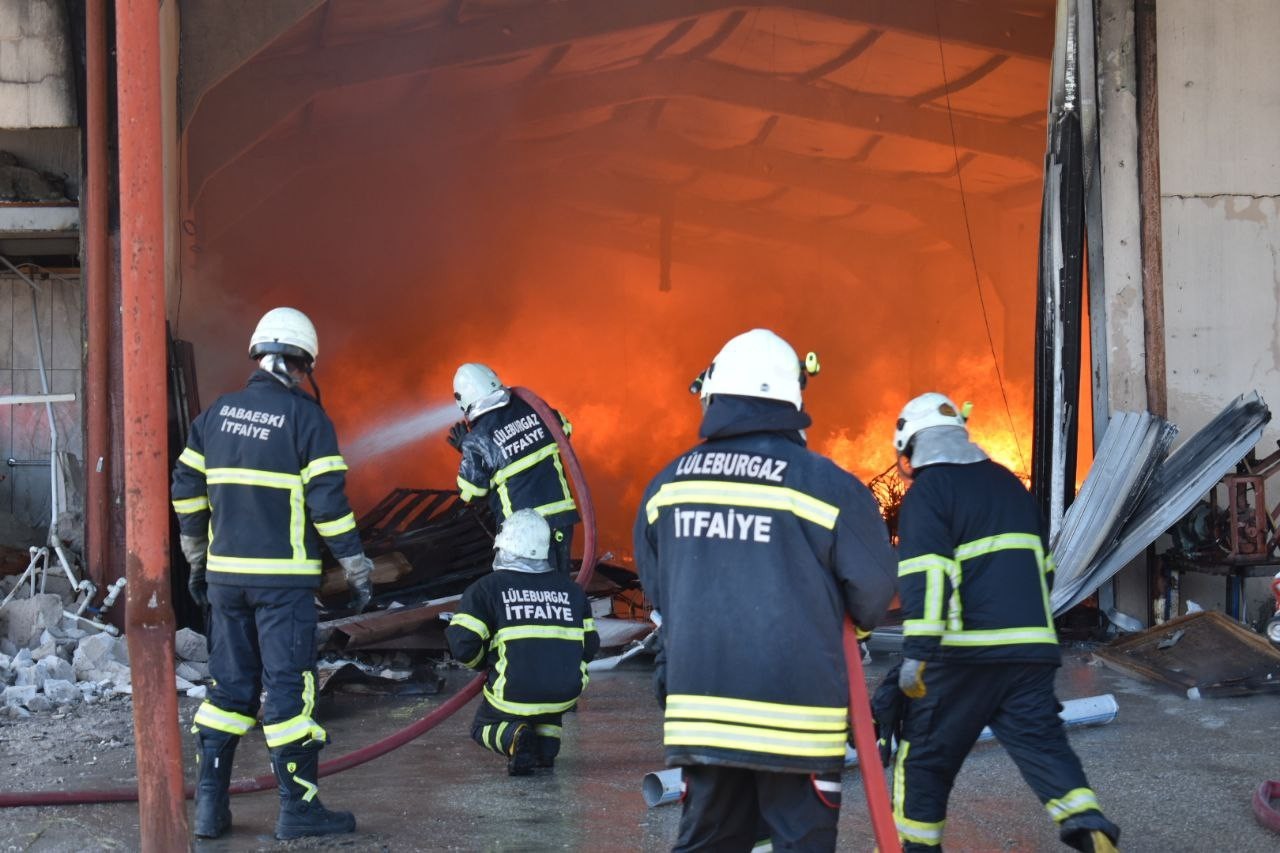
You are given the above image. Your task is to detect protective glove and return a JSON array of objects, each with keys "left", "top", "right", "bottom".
[
  {"left": 899, "top": 658, "right": 928, "bottom": 699},
  {"left": 179, "top": 534, "right": 209, "bottom": 608},
  {"left": 339, "top": 553, "right": 374, "bottom": 613},
  {"left": 446, "top": 421, "right": 469, "bottom": 452},
  {"left": 872, "top": 664, "right": 906, "bottom": 766}
]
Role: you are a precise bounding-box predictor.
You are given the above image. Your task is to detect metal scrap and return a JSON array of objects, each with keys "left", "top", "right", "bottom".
[{"left": 1052, "top": 392, "right": 1271, "bottom": 615}]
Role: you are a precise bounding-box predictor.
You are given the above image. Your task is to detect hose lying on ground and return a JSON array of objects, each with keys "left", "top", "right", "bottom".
[{"left": 0, "top": 387, "right": 597, "bottom": 808}]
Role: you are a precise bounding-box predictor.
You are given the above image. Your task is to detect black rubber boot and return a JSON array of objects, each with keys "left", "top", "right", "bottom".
[
  {"left": 193, "top": 730, "right": 238, "bottom": 839},
  {"left": 507, "top": 723, "right": 535, "bottom": 777},
  {"left": 270, "top": 743, "right": 356, "bottom": 840},
  {"left": 1060, "top": 813, "right": 1120, "bottom": 852},
  {"left": 535, "top": 734, "right": 559, "bottom": 769}
]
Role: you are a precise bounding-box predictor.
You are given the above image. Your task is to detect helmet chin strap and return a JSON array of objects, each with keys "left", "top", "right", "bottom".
[{"left": 257, "top": 355, "right": 322, "bottom": 406}]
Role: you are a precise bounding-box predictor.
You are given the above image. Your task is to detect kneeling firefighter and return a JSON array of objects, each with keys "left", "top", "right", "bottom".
[
  {"left": 445, "top": 509, "right": 599, "bottom": 776},
  {"left": 171, "top": 307, "right": 374, "bottom": 841},
  {"left": 886, "top": 392, "right": 1120, "bottom": 852},
  {"left": 447, "top": 363, "right": 579, "bottom": 572},
  {"left": 634, "top": 329, "right": 897, "bottom": 851}
]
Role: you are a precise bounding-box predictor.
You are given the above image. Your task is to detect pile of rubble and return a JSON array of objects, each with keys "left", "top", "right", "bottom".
[{"left": 0, "top": 592, "right": 212, "bottom": 717}]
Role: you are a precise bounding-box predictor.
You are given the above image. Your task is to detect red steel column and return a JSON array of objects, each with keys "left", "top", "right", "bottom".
[
  {"left": 84, "top": 0, "right": 109, "bottom": 592},
  {"left": 115, "top": 0, "right": 190, "bottom": 848}
]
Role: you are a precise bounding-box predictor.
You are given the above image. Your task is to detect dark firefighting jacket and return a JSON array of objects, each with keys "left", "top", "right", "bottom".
[
  {"left": 170, "top": 370, "right": 364, "bottom": 589},
  {"left": 445, "top": 566, "right": 599, "bottom": 716},
  {"left": 633, "top": 396, "right": 898, "bottom": 774},
  {"left": 456, "top": 395, "right": 580, "bottom": 529},
  {"left": 898, "top": 459, "right": 1060, "bottom": 665}
]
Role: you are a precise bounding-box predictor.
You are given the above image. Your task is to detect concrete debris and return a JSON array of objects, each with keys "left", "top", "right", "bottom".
[
  {"left": 0, "top": 596, "right": 215, "bottom": 715},
  {"left": 186, "top": 684, "right": 207, "bottom": 700},
  {"left": 2, "top": 593, "right": 64, "bottom": 648},
  {"left": 174, "top": 627, "right": 209, "bottom": 662}
]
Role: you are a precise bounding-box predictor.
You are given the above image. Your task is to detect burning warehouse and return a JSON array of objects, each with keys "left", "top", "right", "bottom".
[{"left": 1, "top": 0, "right": 1280, "bottom": 849}]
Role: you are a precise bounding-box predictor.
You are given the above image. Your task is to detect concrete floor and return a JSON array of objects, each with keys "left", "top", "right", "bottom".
[{"left": 2, "top": 649, "right": 1279, "bottom": 851}]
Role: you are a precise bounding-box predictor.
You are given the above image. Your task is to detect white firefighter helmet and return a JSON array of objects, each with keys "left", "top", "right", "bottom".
[
  {"left": 248, "top": 307, "right": 319, "bottom": 364},
  {"left": 894, "top": 392, "right": 968, "bottom": 453},
  {"left": 493, "top": 508, "right": 550, "bottom": 560},
  {"left": 699, "top": 329, "right": 803, "bottom": 410},
  {"left": 453, "top": 363, "right": 505, "bottom": 418}
]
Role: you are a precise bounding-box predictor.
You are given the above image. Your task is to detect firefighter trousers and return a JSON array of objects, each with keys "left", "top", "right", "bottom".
[
  {"left": 549, "top": 525, "right": 574, "bottom": 574},
  {"left": 470, "top": 696, "right": 564, "bottom": 764},
  {"left": 675, "top": 765, "right": 842, "bottom": 853},
  {"left": 193, "top": 585, "right": 325, "bottom": 749},
  {"left": 893, "top": 662, "right": 1107, "bottom": 851}
]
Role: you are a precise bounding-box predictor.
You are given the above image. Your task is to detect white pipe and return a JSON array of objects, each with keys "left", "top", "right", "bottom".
[
  {"left": 642, "top": 768, "right": 685, "bottom": 808},
  {"left": 845, "top": 693, "right": 1119, "bottom": 767}
]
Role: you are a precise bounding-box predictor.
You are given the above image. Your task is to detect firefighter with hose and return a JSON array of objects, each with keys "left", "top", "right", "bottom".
[
  {"left": 882, "top": 392, "right": 1120, "bottom": 852},
  {"left": 171, "top": 307, "right": 373, "bottom": 841},
  {"left": 634, "top": 328, "right": 897, "bottom": 851},
  {"left": 447, "top": 363, "right": 579, "bottom": 572}
]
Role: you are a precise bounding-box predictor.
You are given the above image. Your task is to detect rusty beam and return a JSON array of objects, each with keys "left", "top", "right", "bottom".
[
  {"left": 116, "top": 0, "right": 189, "bottom": 847},
  {"left": 185, "top": 0, "right": 1052, "bottom": 203},
  {"left": 1136, "top": 0, "right": 1166, "bottom": 417},
  {"left": 84, "top": 0, "right": 110, "bottom": 593}
]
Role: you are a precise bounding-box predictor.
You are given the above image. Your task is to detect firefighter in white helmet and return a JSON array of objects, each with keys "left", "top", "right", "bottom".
[
  {"left": 445, "top": 509, "right": 599, "bottom": 775},
  {"left": 634, "top": 328, "right": 897, "bottom": 851},
  {"left": 171, "top": 307, "right": 372, "bottom": 841},
  {"left": 447, "top": 363, "right": 579, "bottom": 572},
  {"left": 882, "top": 392, "right": 1119, "bottom": 852}
]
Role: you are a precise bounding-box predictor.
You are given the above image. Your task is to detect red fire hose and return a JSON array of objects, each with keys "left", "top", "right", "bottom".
[{"left": 0, "top": 387, "right": 597, "bottom": 808}]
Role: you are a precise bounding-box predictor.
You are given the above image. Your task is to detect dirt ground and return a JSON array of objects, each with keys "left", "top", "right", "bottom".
[{"left": 1, "top": 651, "right": 1279, "bottom": 852}]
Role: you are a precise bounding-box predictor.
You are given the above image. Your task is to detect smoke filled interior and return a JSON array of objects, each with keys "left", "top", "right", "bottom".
[{"left": 180, "top": 2, "right": 1081, "bottom": 559}]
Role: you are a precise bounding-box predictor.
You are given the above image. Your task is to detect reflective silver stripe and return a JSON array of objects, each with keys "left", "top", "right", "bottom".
[
  {"left": 194, "top": 702, "right": 256, "bottom": 735},
  {"left": 941, "top": 626, "right": 1058, "bottom": 646},
  {"left": 207, "top": 556, "right": 321, "bottom": 575},
  {"left": 1046, "top": 787, "right": 1101, "bottom": 821},
  {"left": 663, "top": 721, "right": 846, "bottom": 757},
  {"left": 814, "top": 780, "right": 842, "bottom": 793},
  {"left": 206, "top": 468, "right": 302, "bottom": 488},
  {"left": 645, "top": 481, "right": 838, "bottom": 529},
  {"left": 666, "top": 694, "right": 847, "bottom": 732},
  {"left": 301, "top": 455, "right": 347, "bottom": 483}
]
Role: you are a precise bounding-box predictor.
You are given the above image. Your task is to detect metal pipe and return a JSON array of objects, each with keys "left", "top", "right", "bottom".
[
  {"left": 115, "top": 0, "right": 190, "bottom": 847},
  {"left": 85, "top": 0, "right": 111, "bottom": 596},
  {"left": 1135, "top": 0, "right": 1167, "bottom": 418}
]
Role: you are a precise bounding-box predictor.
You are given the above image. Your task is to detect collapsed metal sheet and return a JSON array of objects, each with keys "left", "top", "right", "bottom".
[
  {"left": 1093, "top": 610, "right": 1280, "bottom": 698},
  {"left": 1052, "top": 392, "right": 1272, "bottom": 614},
  {"left": 1051, "top": 410, "right": 1176, "bottom": 613}
]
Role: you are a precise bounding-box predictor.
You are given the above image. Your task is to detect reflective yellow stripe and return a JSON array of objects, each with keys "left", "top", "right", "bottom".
[
  {"left": 666, "top": 694, "right": 847, "bottom": 732},
  {"left": 178, "top": 448, "right": 206, "bottom": 473},
  {"left": 534, "top": 724, "right": 562, "bottom": 738},
  {"left": 207, "top": 555, "right": 321, "bottom": 575},
  {"left": 313, "top": 512, "right": 356, "bottom": 537},
  {"left": 494, "top": 625, "right": 586, "bottom": 643},
  {"left": 941, "top": 626, "right": 1058, "bottom": 646},
  {"left": 171, "top": 496, "right": 209, "bottom": 514},
  {"left": 898, "top": 555, "right": 954, "bottom": 576},
  {"left": 483, "top": 687, "right": 580, "bottom": 716},
  {"left": 450, "top": 612, "right": 491, "bottom": 641},
  {"left": 206, "top": 467, "right": 302, "bottom": 488},
  {"left": 532, "top": 497, "right": 577, "bottom": 516},
  {"left": 645, "top": 481, "right": 839, "bottom": 529},
  {"left": 493, "top": 443, "right": 559, "bottom": 485},
  {"left": 955, "top": 532, "right": 1044, "bottom": 561},
  {"left": 263, "top": 673, "right": 326, "bottom": 748},
  {"left": 583, "top": 618, "right": 596, "bottom": 632},
  {"left": 495, "top": 721, "right": 510, "bottom": 754},
  {"left": 559, "top": 415, "right": 573, "bottom": 437},
  {"left": 1046, "top": 787, "right": 1101, "bottom": 822},
  {"left": 1045, "top": 553, "right": 1057, "bottom": 574},
  {"left": 903, "top": 619, "right": 946, "bottom": 636},
  {"left": 194, "top": 702, "right": 256, "bottom": 736},
  {"left": 301, "top": 455, "right": 347, "bottom": 483},
  {"left": 457, "top": 475, "right": 489, "bottom": 500},
  {"left": 896, "top": 814, "right": 944, "bottom": 846},
  {"left": 663, "top": 721, "right": 846, "bottom": 757}
]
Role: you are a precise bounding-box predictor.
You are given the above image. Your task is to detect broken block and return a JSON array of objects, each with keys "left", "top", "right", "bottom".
[
  {"left": 42, "top": 678, "right": 79, "bottom": 705},
  {"left": 175, "top": 662, "right": 207, "bottom": 684},
  {"left": 174, "top": 628, "right": 209, "bottom": 663},
  {"left": 74, "top": 632, "right": 118, "bottom": 678},
  {"left": 2, "top": 594, "right": 63, "bottom": 647},
  {"left": 3, "top": 684, "right": 37, "bottom": 708},
  {"left": 36, "top": 656, "right": 74, "bottom": 685}
]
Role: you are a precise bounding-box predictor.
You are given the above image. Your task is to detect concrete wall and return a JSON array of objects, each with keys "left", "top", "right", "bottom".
[
  {"left": 0, "top": 0, "right": 75, "bottom": 129},
  {"left": 1158, "top": 0, "right": 1280, "bottom": 617},
  {"left": 0, "top": 272, "right": 82, "bottom": 533}
]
